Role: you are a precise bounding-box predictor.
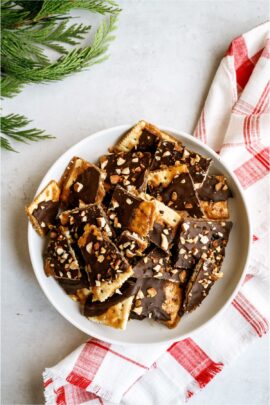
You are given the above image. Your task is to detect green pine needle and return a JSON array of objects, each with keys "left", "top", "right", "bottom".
[
  {"left": 0, "top": 113, "right": 54, "bottom": 152},
  {"left": 1, "top": 0, "right": 120, "bottom": 152}
]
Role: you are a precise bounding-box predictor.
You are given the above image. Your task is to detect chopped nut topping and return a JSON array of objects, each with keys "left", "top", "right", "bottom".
[
  {"left": 200, "top": 235, "right": 209, "bottom": 244},
  {"left": 74, "top": 182, "right": 83, "bottom": 192},
  {"left": 153, "top": 264, "right": 161, "bottom": 271},
  {"left": 117, "top": 157, "right": 126, "bottom": 166},
  {"left": 86, "top": 242, "right": 93, "bottom": 253},
  {"left": 133, "top": 306, "right": 143, "bottom": 315},
  {"left": 215, "top": 182, "right": 223, "bottom": 191},
  {"left": 162, "top": 151, "right": 171, "bottom": 157},
  {"left": 126, "top": 198, "right": 133, "bottom": 205},
  {"left": 181, "top": 222, "right": 190, "bottom": 232},
  {"left": 171, "top": 191, "right": 178, "bottom": 201},
  {"left": 56, "top": 247, "right": 64, "bottom": 255},
  {"left": 161, "top": 234, "right": 169, "bottom": 251},
  {"left": 122, "top": 167, "right": 130, "bottom": 175},
  {"left": 147, "top": 287, "right": 157, "bottom": 297},
  {"left": 137, "top": 290, "right": 144, "bottom": 299},
  {"left": 110, "top": 174, "right": 121, "bottom": 184}
]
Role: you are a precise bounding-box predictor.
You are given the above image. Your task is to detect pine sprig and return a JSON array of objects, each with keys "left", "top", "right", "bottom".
[
  {"left": 1, "top": 0, "right": 120, "bottom": 152},
  {"left": 1, "top": 113, "right": 54, "bottom": 151}
]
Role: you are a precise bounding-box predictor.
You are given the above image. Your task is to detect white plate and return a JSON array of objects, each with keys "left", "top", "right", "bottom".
[{"left": 28, "top": 125, "right": 251, "bottom": 345}]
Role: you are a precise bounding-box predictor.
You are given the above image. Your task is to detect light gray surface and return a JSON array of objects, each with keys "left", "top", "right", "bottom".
[{"left": 1, "top": 1, "right": 269, "bottom": 404}]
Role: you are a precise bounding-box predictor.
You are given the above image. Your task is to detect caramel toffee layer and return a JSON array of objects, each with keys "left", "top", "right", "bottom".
[
  {"left": 84, "top": 281, "right": 137, "bottom": 317},
  {"left": 32, "top": 200, "right": 59, "bottom": 234},
  {"left": 198, "top": 175, "right": 232, "bottom": 202},
  {"left": 100, "top": 151, "right": 152, "bottom": 190}
]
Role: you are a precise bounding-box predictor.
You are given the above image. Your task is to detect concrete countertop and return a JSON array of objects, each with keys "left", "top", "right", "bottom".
[{"left": 1, "top": 1, "right": 269, "bottom": 403}]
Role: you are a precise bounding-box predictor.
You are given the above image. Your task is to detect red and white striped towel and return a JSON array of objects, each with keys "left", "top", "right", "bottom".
[{"left": 44, "top": 22, "right": 270, "bottom": 405}]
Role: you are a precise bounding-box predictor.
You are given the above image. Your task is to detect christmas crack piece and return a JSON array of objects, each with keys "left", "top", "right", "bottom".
[
  {"left": 173, "top": 218, "right": 232, "bottom": 270},
  {"left": 131, "top": 278, "right": 183, "bottom": 329},
  {"left": 59, "top": 204, "right": 113, "bottom": 243},
  {"left": 99, "top": 150, "right": 152, "bottom": 192},
  {"left": 147, "top": 165, "right": 204, "bottom": 218},
  {"left": 198, "top": 175, "right": 232, "bottom": 219},
  {"left": 78, "top": 224, "right": 133, "bottom": 302},
  {"left": 117, "top": 230, "right": 148, "bottom": 259},
  {"left": 148, "top": 198, "right": 182, "bottom": 252},
  {"left": 151, "top": 140, "right": 212, "bottom": 188},
  {"left": 26, "top": 120, "right": 234, "bottom": 330},
  {"left": 183, "top": 247, "right": 228, "bottom": 313},
  {"left": 113, "top": 120, "right": 178, "bottom": 153},
  {"left": 133, "top": 247, "right": 186, "bottom": 284},
  {"left": 83, "top": 282, "right": 137, "bottom": 330},
  {"left": 25, "top": 180, "right": 60, "bottom": 237},
  {"left": 108, "top": 186, "right": 156, "bottom": 237},
  {"left": 44, "top": 227, "right": 81, "bottom": 280},
  {"left": 60, "top": 156, "right": 105, "bottom": 209}
]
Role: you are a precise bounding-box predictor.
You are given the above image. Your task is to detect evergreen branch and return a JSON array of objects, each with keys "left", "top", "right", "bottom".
[
  {"left": 3, "top": 16, "right": 117, "bottom": 83},
  {"left": 1, "top": 76, "right": 24, "bottom": 98},
  {"left": 35, "top": 0, "right": 121, "bottom": 20},
  {"left": 1, "top": 136, "right": 17, "bottom": 152},
  {"left": 1, "top": 113, "right": 54, "bottom": 151}
]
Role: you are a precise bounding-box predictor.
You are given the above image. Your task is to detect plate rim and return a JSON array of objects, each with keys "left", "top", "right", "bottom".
[{"left": 28, "top": 124, "right": 252, "bottom": 345}]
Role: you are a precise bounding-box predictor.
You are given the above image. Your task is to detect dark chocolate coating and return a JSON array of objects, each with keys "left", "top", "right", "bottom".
[
  {"left": 130, "top": 278, "right": 170, "bottom": 321},
  {"left": 198, "top": 175, "right": 232, "bottom": 202},
  {"left": 32, "top": 200, "right": 59, "bottom": 234},
  {"left": 181, "top": 149, "right": 212, "bottom": 186},
  {"left": 151, "top": 140, "right": 183, "bottom": 170},
  {"left": 57, "top": 268, "right": 90, "bottom": 294},
  {"left": 84, "top": 281, "right": 137, "bottom": 317},
  {"left": 173, "top": 219, "right": 232, "bottom": 269},
  {"left": 136, "top": 129, "right": 160, "bottom": 152},
  {"left": 108, "top": 186, "right": 142, "bottom": 230},
  {"left": 60, "top": 204, "right": 113, "bottom": 242},
  {"left": 101, "top": 151, "right": 152, "bottom": 190},
  {"left": 79, "top": 226, "right": 130, "bottom": 284},
  {"left": 183, "top": 250, "right": 225, "bottom": 313},
  {"left": 152, "top": 172, "right": 203, "bottom": 218},
  {"left": 132, "top": 247, "right": 184, "bottom": 283},
  {"left": 44, "top": 227, "right": 81, "bottom": 280},
  {"left": 68, "top": 166, "right": 101, "bottom": 207}
]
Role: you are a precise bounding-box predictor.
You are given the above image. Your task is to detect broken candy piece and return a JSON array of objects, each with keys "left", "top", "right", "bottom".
[
  {"left": 148, "top": 166, "right": 204, "bottom": 218},
  {"left": 113, "top": 120, "right": 178, "bottom": 153},
  {"left": 173, "top": 219, "right": 232, "bottom": 269},
  {"left": 25, "top": 180, "right": 60, "bottom": 237},
  {"left": 83, "top": 281, "right": 137, "bottom": 330},
  {"left": 131, "top": 278, "right": 183, "bottom": 329},
  {"left": 183, "top": 249, "right": 226, "bottom": 313},
  {"left": 198, "top": 175, "right": 232, "bottom": 219},
  {"left": 118, "top": 230, "right": 148, "bottom": 259},
  {"left": 99, "top": 151, "right": 152, "bottom": 192},
  {"left": 60, "top": 156, "right": 105, "bottom": 209},
  {"left": 59, "top": 204, "right": 113, "bottom": 243},
  {"left": 78, "top": 224, "right": 133, "bottom": 302},
  {"left": 107, "top": 186, "right": 156, "bottom": 238},
  {"left": 44, "top": 227, "right": 81, "bottom": 280}
]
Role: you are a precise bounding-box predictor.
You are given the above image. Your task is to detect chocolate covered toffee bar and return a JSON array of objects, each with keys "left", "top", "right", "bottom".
[{"left": 26, "top": 120, "right": 233, "bottom": 330}]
